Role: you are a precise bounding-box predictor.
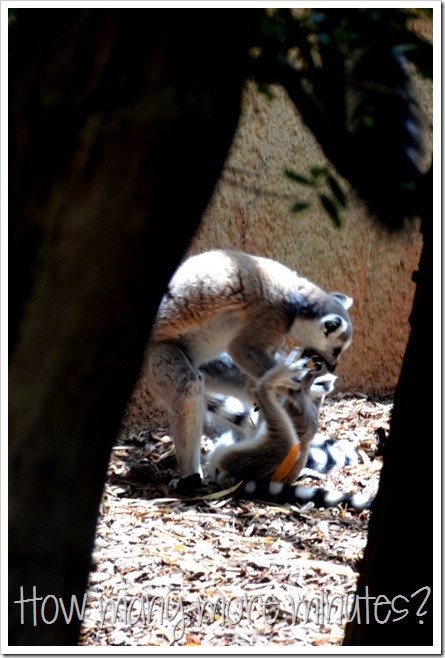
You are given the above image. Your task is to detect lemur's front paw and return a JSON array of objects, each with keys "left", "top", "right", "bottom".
[{"left": 170, "top": 472, "right": 202, "bottom": 494}]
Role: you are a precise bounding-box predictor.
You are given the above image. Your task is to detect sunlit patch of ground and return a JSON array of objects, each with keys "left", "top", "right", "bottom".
[{"left": 79, "top": 394, "right": 391, "bottom": 647}]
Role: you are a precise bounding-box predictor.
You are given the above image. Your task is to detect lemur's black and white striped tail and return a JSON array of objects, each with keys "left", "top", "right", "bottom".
[
  {"left": 237, "top": 477, "right": 373, "bottom": 511},
  {"left": 305, "top": 434, "right": 360, "bottom": 474}
]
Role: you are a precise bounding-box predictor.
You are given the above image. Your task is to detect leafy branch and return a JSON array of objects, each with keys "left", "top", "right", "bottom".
[{"left": 285, "top": 167, "right": 347, "bottom": 228}]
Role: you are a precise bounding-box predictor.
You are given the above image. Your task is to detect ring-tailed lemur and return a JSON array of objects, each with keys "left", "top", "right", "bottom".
[
  {"left": 207, "top": 350, "right": 329, "bottom": 487},
  {"left": 204, "top": 351, "right": 372, "bottom": 511},
  {"left": 145, "top": 249, "right": 353, "bottom": 491},
  {"left": 204, "top": 389, "right": 360, "bottom": 476}
]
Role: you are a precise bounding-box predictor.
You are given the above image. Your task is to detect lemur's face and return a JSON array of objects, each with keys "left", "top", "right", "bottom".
[
  {"left": 292, "top": 293, "right": 353, "bottom": 371},
  {"left": 291, "top": 314, "right": 352, "bottom": 371},
  {"left": 305, "top": 316, "right": 353, "bottom": 371}
]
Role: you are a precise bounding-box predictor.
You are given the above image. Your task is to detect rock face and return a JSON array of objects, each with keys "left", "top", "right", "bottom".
[{"left": 125, "top": 68, "right": 431, "bottom": 430}]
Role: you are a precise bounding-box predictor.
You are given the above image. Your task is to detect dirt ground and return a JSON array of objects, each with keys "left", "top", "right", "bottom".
[{"left": 79, "top": 393, "right": 391, "bottom": 648}]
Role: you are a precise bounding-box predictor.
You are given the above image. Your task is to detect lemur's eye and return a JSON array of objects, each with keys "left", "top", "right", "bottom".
[{"left": 324, "top": 317, "right": 342, "bottom": 334}]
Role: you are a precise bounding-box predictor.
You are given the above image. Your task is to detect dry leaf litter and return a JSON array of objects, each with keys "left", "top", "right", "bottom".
[{"left": 79, "top": 393, "right": 391, "bottom": 648}]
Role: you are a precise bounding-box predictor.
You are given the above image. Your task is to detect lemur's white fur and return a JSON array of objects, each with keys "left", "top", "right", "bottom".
[
  {"left": 145, "top": 249, "right": 353, "bottom": 487},
  {"left": 207, "top": 350, "right": 336, "bottom": 487}
]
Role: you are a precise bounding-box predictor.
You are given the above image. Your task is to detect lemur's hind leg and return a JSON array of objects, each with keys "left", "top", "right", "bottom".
[
  {"left": 276, "top": 354, "right": 328, "bottom": 485},
  {"left": 146, "top": 342, "right": 204, "bottom": 487},
  {"left": 208, "top": 354, "right": 307, "bottom": 487}
]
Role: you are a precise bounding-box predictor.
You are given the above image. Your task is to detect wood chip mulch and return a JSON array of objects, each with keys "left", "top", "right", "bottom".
[{"left": 79, "top": 393, "right": 392, "bottom": 648}]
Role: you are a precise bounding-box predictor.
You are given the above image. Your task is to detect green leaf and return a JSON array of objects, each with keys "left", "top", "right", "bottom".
[
  {"left": 256, "top": 83, "right": 275, "bottom": 101},
  {"left": 332, "top": 27, "right": 361, "bottom": 44},
  {"left": 284, "top": 169, "right": 314, "bottom": 186},
  {"left": 319, "top": 194, "right": 341, "bottom": 228},
  {"left": 327, "top": 176, "right": 347, "bottom": 207},
  {"left": 291, "top": 202, "right": 311, "bottom": 213},
  {"left": 309, "top": 166, "right": 327, "bottom": 179}
]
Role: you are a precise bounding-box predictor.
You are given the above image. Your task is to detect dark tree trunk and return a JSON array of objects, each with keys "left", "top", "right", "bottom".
[
  {"left": 344, "top": 166, "right": 433, "bottom": 645},
  {"left": 9, "top": 9, "right": 256, "bottom": 645}
]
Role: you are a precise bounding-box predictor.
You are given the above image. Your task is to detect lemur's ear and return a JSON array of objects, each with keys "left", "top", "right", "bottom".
[
  {"left": 315, "top": 373, "right": 337, "bottom": 394},
  {"left": 331, "top": 292, "right": 353, "bottom": 310}
]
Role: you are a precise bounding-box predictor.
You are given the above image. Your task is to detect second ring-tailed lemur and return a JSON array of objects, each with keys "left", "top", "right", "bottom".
[
  {"left": 207, "top": 350, "right": 330, "bottom": 488},
  {"left": 145, "top": 249, "right": 353, "bottom": 491},
  {"left": 204, "top": 351, "right": 372, "bottom": 511}
]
